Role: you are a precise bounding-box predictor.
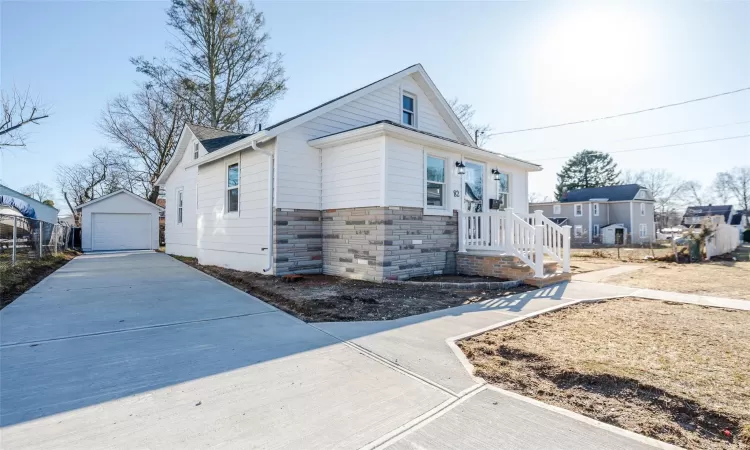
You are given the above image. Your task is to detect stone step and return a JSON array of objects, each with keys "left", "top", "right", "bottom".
[{"left": 523, "top": 271, "right": 572, "bottom": 288}]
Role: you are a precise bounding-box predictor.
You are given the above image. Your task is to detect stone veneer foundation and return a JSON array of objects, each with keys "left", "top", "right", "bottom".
[{"left": 273, "top": 207, "right": 458, "bottom": 281}]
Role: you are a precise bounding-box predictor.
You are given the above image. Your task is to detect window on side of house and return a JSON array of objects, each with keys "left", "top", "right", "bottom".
[
  {"left": 496, "top": 172, "right": 510, "bottom": 209},
  {"left": 553, "top": 204, "right": 561, "bottom": 215},
  {"left": 640, "top": 202, "right": 646, "bottom": 216},
  {"left": 425, "top": 155, "right": 445, "bottom": 208},
  {"left": 593, "top": 203, "right": 599, "bottom": 216},
  {"left": 193, "top": 142, "right": 199, "bottom": 159},
  {"left": 574, "top": 204, "right": 583, "bottom": 216},
  {"left": 402, "top": 93, "right": 416, "bottom": 127},
  {"left": 593, "top": 224, "right": 600, "bottom": 237},
  {"left": 177, "top": 189, "right": 183, "bottom": 224},
  {"left": 640, "top": 223, "right": 647, "bottom": 238},
  {"left": 574, "top": 225, "right": 583, "bottom": 238},
  {"left": 227, "top": 163, "right": 239, "bottom": 213}
]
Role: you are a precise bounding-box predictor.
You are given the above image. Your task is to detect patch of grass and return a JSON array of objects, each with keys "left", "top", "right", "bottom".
[
  {"left": 459, "top": 298, "right": 750, "bottom": 449},
  {"left": 0, "top": 251, "right": 79, "bottom": 309}
]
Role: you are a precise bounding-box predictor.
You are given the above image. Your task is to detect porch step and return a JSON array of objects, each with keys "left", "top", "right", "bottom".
[{"left": 523, "top": 271, "right": 572, "bottom": 288}]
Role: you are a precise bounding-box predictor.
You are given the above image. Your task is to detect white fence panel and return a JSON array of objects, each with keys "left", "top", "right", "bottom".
[{"left": 706, "top": 223, "right": 740, "bottom": 259}]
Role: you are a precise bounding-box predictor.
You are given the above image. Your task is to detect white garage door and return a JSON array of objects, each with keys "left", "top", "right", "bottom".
[{"left": 92, "top": 213, "right": 152, "bottom": 251}]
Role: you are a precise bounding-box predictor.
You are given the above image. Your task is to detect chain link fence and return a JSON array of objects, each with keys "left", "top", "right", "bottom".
[{"left": 0, "top": 214, "right": 77, "bottom": 267}]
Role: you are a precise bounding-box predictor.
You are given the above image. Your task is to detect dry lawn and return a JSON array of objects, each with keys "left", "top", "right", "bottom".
[
  {"left": 604, "top": 261, "right": 750, "bottom": 300},
  {"left": 459, "top": 298, "right": 750, "bottom": 449}
]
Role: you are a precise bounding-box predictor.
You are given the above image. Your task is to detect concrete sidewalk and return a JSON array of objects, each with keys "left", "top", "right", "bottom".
[{"left": 1, "top": 252, "right": 697, "bottom": 449}]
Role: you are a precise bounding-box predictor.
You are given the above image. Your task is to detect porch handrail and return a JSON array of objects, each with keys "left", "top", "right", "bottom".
[{"left": 533, "top": 210, "right": 571, "bottom": 273}]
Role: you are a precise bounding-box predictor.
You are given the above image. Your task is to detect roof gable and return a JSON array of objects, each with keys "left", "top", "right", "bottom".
[
  {"left": 562, "top": 184, "right": 647, "bottom": 202},
  {"left": 76, "top": 189, "right": 164, "bottom": 211},
  {"left": 188, "top": 124, "right": 250, "bottom": 153}
]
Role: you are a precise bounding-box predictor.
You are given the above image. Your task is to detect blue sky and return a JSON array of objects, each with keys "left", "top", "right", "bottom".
[{"left": 1, "top": 1, "right": 748, "bottom": 211}]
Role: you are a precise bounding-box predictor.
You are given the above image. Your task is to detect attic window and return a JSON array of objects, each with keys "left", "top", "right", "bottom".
[
  {"left": 402, "top": 93, "right": 416, "bottom": 127},
  {"left": 193, "top": 142, "right": 199, "bottom": 159}
]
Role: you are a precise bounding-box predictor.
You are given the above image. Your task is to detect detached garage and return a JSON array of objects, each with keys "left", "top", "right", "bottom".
[{"left": 78, "top": 190, "right": 163, "bottom": 252}]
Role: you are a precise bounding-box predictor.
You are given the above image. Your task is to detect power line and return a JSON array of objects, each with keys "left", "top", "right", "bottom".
[
  {"left": 487, "top": 87, "right": 750, "bottom": 136},
  {"left": 506, "top": 119, "right": 750, "bottom": 156},
  {"left": 534, "top": 134, "right": 750, "bottom": 162}
]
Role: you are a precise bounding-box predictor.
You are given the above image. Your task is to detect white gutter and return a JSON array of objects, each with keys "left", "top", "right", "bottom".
[{"left": 250, "top": 139, "right": 275, "bottom": 273}]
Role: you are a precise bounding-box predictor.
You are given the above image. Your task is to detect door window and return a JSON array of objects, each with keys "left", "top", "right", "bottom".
[{"left": 463, "top": 161, "right": 484, "bottom": 212}]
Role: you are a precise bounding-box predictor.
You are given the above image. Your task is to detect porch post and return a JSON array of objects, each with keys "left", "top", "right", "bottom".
[
  {"left": 534, "top": 224, "right": 544, "bottom": 278},
  {"left": 562, "top": 225, "right": 572, "bottom": 273},
  {"left": 534, "top": 210, "right": 544, "bottom": 228},
  {"left": 504, "top": 207, "right": 514, "bottom": 250},
  {"left": 457, "top": 211, "right": 466, "bottom": 253}
]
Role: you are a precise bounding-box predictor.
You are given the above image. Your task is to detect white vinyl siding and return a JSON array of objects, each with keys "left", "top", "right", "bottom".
[
  {"left": 386, "top": 137, "right": 424, "bottom": 207},
  {"left": 164, "top": 137, "right": 199, "bottom": 257},
  {"left": 321, "top": 136, "right": 383, "bottom": 209},
  {"left": 80, "top": 192, "right": 160, "bottom": 252},
  {"left": 196, "top": 149, "right": 270, "bottom": 271}
]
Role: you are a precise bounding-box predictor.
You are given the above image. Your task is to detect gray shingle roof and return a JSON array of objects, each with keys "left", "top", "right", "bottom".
[
  {"left": 188, "top": 124, "right": 250, "bottom": 153},
  {"left": 561, "top": 184, "right": 647, "bottom": 202}
]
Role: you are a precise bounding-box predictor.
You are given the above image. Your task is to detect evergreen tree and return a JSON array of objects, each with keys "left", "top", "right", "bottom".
[{"left": 554, "top": 150, "right": 621, "bottom": 200}]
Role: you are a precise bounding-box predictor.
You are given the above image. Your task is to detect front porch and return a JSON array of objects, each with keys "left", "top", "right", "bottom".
[{"left": 457, "top": 208, "right": 572, "bottom": 285}]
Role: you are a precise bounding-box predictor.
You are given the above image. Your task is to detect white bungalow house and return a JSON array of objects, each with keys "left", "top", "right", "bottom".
[{"left": 156, "top": 64, "right": 570, "bottom": 282}]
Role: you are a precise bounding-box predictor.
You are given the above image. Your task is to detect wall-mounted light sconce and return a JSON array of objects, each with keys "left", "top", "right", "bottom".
[
  {"left": 455, "top": 161, "right": 466, "bottom": 175},
  {"left": 491, "top": 168, "right": 501, "bottom": 181}
]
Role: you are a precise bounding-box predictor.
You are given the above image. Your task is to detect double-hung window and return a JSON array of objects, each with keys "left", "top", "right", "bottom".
[
  {"left": 574, "top": 225, "right": 583, "bottom": 238},
  {"left": 553, "top": 204, "right": 561, "bottom": 215},
  {"left": 177, "top": 189, "right": 183, "bottom": 224},
  {"left": 574, "top": 204, "right": 583, "bottom": 216},
  {"left": 639, "top": 223, "right": 648, "bottom": 238},
  {"left": 402, "top": 93, "right": 416, "bottom": 127},
  {"left": 227, "top": 163, "right": 239, "bottom": 213},
  {"left": 496, "top": 172, "right": 510, "bottom": 209},
  {"left": 640, "top": 203, "right": 646, "bottom": 216},
  {"left": 425, "top": 155, "right": 445, "bottom": 208},
  {"left": 593, "top": 203, "right": 599, "bottom": 216},
  {"left": 193, "top": 142, "right": 199, "bottom": 159}
]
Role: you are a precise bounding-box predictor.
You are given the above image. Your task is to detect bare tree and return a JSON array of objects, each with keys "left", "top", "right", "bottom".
[
  {"left": 623, "top": 169, "right": 687, "bottom": 228},
  {"left": 447, "top": 98, "right": 492, "bottom": 146},
  {"left": 133, "top": 0, "right": 287, "bottom": 132},
  {"left": 712, "top": 172, "right": 734, "bottom": 204},
  {"left": 717, "top": 166, "right": 750, "bottom": 212},
  {"left": 1, "top": 87, "right": 49, "bottom": 149},
  {"left": 681, "top": 180, "right": 713, "bottom": 206},
  {"left": 99, "top": 83, "right": 191, "bottom": 203},
  {"left": 56, "top": 149, "right": 125, "bottom": 225},
  {"left": 20, "top": 181, "right": 54, "bottom": 202}
]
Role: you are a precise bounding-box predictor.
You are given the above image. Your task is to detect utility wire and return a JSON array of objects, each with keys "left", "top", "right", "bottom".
[
  {"left": 533, "top": 134, "right": 750, "bottom": 162},
  {"left": 506, "top": 119, "right": 750, "bottom": 156},
  {"left": 487, "top": 87, "right": 750, "bottom": 136}
]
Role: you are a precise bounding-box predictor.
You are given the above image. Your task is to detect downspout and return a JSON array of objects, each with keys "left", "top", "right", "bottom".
[{"left": 252, "top": 139, "right": 275, "bottom": 273}]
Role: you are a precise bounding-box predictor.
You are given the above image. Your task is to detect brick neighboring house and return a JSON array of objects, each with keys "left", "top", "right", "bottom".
[
  {"left": 530, "top": 184, "right": 657, "bottom": 245},
  {"left": 155, "top": 64, "right": 572, "bottom": 281}
]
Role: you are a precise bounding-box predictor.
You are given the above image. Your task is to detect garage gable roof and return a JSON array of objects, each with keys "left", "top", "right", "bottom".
[{"left": 76, "top": 190, "right": 164, "bottom": 211}]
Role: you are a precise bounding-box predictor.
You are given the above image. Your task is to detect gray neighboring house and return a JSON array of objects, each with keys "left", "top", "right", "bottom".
[
  {"left": 0, "top": 184, "right": 59, "bottom": 224},
  {"left": 530, "top": 184, "right": 656, "bottom": 245}
]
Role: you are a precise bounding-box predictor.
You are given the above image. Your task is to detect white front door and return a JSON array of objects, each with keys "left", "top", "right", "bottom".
[{"left": 92, "top": 213, "right": 151, "bottom": 251}]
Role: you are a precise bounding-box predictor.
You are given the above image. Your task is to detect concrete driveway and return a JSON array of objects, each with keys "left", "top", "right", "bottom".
[
  {"left": 0, "top": 252, "right": 448, "bottom": 449},
  {"left": 1, "top": 252, "right": 660, "bottom": 449}
]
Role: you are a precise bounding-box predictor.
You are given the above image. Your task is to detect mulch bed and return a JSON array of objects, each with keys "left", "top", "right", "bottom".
[
  {"left": 172, "top": 256, "right": 534, "bottom": 322},
  {"left": 0, "top": 252, "right": 78, "bottom": 309},
  {"left": 459, "top": 298, "right": 750, "bottom": 449},
  {"left": 407, "top": 274, "right": 511, "bottom": 283}
]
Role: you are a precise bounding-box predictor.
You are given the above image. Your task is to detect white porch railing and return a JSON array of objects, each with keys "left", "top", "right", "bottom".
[{"left": 458, "top": 208, "right": 571, "bottom": 277}]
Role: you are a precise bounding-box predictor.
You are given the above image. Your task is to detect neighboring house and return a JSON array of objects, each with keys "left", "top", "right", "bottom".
[
  {"left": 683, "top": 205, "right": 747, "bottom": 240},
  {"left": 530, "top": 184, "right": 656, "bottom": 245},
  {"left": 156, "top": 64, "right": 558, "bottom": 281},
  {"left": 0, "top": 184, "right": 59, "bottom": 224}
]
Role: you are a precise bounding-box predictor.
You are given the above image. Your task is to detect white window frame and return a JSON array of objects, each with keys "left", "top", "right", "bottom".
[
  {"left": 226, "top": 159, "right": 240, "bottom": 216},
  {"left": 574, "top": 225, "right": 583, "bottom": 238},
  {"left": 593, "top": 224, "right": 600, "bottom": 237},
  {"left": 639, "top": 223, "right": 648, "bottom": 238},
  {"left": 401, "top": 91, "right": 417, "bottom": 128},
  {"left": 593, "top": 203, "right": 599, "bottom": 216},
  {"left": 574, "top": 204, "right": 583, "bottom": 217},
  {"left": 176, "top": 188, "right": 184, "bottom": 225},
  {"left": 640, "top": 202, "right": 646, "bottom": 216},
  {"left": 494, "top": 170, "right": 511, "bottom": 210},
  {"left": 193, "top": 142, "right": 199, "bottom": 160},
  {"left": 553, "top": 204, "right": 561, "bottom": 215},
  {"left": 424, "top": 154, "right": 447, "bottom": 211}
]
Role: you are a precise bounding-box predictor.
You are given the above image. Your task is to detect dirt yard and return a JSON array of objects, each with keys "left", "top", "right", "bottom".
[
  {"left": 571, "top": 245, "right": 679, "bottom": 261},
  {"left": 172, "top": 256, "right": 534, "bottom": 322},
  {"left": 0, "top": 251, "right": 78, "bottom": 309},
  {"left": 603, "top": 261, "right": 750, "bottom": 300},
  {"left": 459, "top": 298, "right": 750, "bottom": 449}
]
